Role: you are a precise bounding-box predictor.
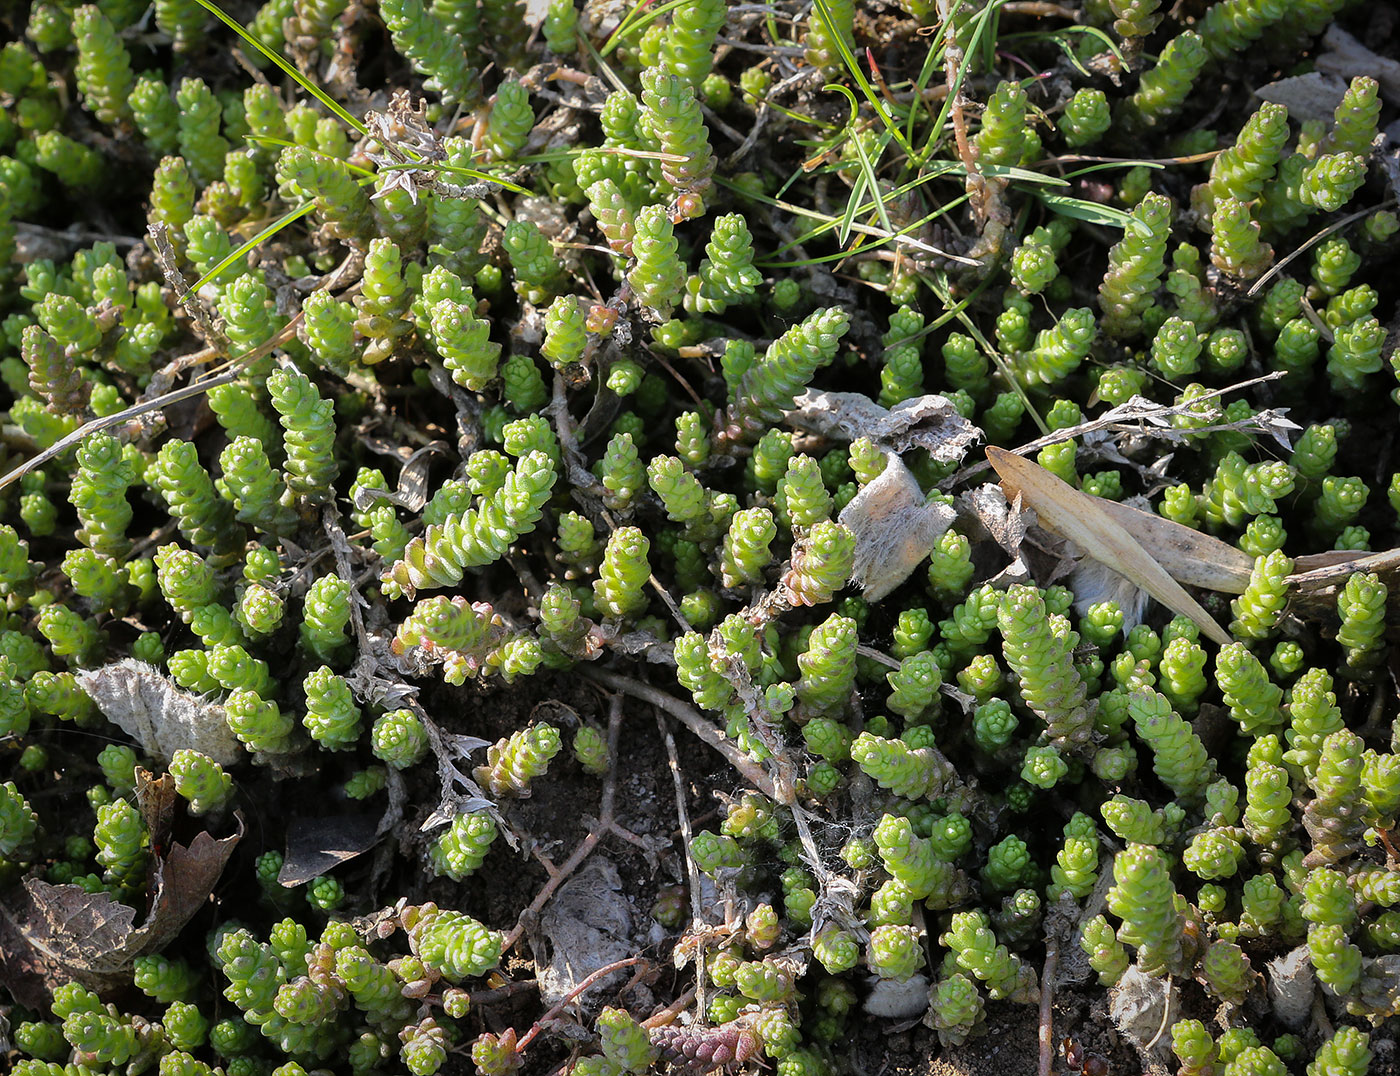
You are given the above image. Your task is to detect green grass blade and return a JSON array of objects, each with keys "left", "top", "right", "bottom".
[
  {"left": 1062, "top": 161, "right": 1165, "bottom": 179},
  {"left": 1002, "top": 25, "right": 1123, "bottom": 78},
  {"left": 194, "top": 0, "right": 368, "bottom": 138},
  {"left": 383, "top": 159, "right": 531, "bottom": 195},
  {"left": 809, "top": 0, "right": 915, "bottom": 158},
  {"left": 978, "top": 163, "right": 1071, "bottom": 187},
  {"left": 191, "top": 202, "right": 317, "bottom": 293},
  {"left": 756, "top": 195, "right": 971, "bottom": 268},
  {"left": 904, "top": 25, "right": 949, "bottom": 148},
  {"left": 823, "top": 84, "right": 898, "bottom": 246},
  {"left": 1034, "top": 190, "right": 1150, "bottom": 233},
  {"left": 915, "top": 0, "right": 999, "bottom": 167},
  {"left": 601, "top": 0, "right": 690, "bottom": 57}
]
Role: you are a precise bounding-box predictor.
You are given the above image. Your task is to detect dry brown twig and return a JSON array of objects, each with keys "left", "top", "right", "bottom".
[
  {"left": 502, "top": 692, "right": 653, "bottom": 954},
  {"left": 512, "top": 954, "right": 650, "bottom": 1053},
  {"left": 654, "top": 709, "right": 704, "bottom": 931},
  {"left": 937, "top": 0, "right": 1009, "bottom": 266},
  {"left": 581, "top": 668, "right": 777, "bottom": 801},
  {"left": 947, "top": 372, "right": 1294, "bottom": 488},
  {"left": 1037, "top": 932, "right": 1059, "bottom": 1076},
  {"left": 0, "top": 317, "right": 303, "bottom": 496}
]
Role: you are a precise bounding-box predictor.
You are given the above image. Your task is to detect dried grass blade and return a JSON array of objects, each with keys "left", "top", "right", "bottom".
[{"left": 987, "top": 447, "right": 1231, "bottom": 645}]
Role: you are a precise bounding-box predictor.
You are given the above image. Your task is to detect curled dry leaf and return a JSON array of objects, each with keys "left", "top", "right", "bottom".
[
  {"left": 987, "top": 447, "right": 1234, "bottom": 645},
  {"left": 0, "top": 821, "right": 242, "bottom": 1007},
  {"left": 136, "top": 769, "right": 177, "bottom": 864},
  {"left": 353, "top": 439, "right": 451, "bottom": 514},
  {"left": 961, "top": 482, "right": 1031, "bottom": 557},
  {"left": 1266, "top": 946, "right": 1314, "bottom": 1031},
  {"left": 1108, "top": 965, "right": 1179, "bottom": 1062},
  {"left": 76, "top": 659, "right": 242, "bottom": 768},
  {"left": 838, "top": 454, "right": 957, "bottom": 602},
  {"left": 784, "top": 390, "right": 982, "bottom": 460}
]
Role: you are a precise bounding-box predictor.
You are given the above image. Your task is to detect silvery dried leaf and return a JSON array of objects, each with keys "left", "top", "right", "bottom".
[
  {"left": 1069, "top": 554, "right": 1151, "bottom": 633},
  {"left": 838, "top": 454, "right": 956, "bottom": 602},
  {"left": 785, "top": 390, "right": 982, "bottom": 461},
  {"left": 532, "top": 858, "right": 634, "bottom": 1009},
  {"left": 1255, "top": 72, "right": 1350, "bottom": 122},
  {"left": 962, "top": 482, "right": 1029, "bottom": 556},
  {"left": 77, "top": 660, "right": 242, "bottom": 767},
  {"left": 353, "top": 440, "right": 450, "bottom": 513},
  {"left": 1266, "top": 946, "right": 1314, "bottom": 1030},
  {"left": 1109, "top": 965, "right": 1178, "bottom": 1062},
  {"left": 1318, "top": 25, "right": 1400, "bottom": 104},
  {"left": 866, "top": 973, "right": 931, "bottom": 1018}
]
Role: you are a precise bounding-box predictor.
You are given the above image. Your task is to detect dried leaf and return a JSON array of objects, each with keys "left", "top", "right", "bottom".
[
  {"left": 1087, "top": 496, "right": 1255, "bottom": 594},
  {"left": 0, "top": 822, "right": 241, "bottom": 1004},
  {"left": 987, "top": 447, "right": 1231, "bottom": 645},
  {"left": 785, "top": 390, "right": 982, "bottom": 460},
  {"left": 838, "top": 454, "right": 956, "bottom": 602},
  {"left": 1015, "top": 388, "right": 1297, "bottom": 458},
  {"left": 77, "top": 660, "right": 242, "bottom": 767},
  {"left": 1068, "top": 557, "right": 1150, "bottom": 631},
  {"left": 962, "top": 483, "right": 1029, "bottom": 556},
  {"left": 1317, "top": 25, "right": 1400, "bottom": 104},
  {"left": 869, "top": 974, "right": 931, "bottom": 1019},
  {"left": 353, "top": 440, "right": 451, "bottom": 513},
  {"left": 278, "top": 814, "right": 380, "bottom": 887},
  {"left": 531, "top": 858, "right": 634, "bottom": 1009},
  {"left": 417, "top": 713, "right": 501, "bottom": 839},
  {"left": 1267, "top": 947, "right": 1314, "bottom": 1031},
  {"left": 1290, "top": 548, "right": 1400, "bottom": 593},
  {"left": 1255, "top": 73, "right": 1350, "bottom": 123},
  {"left": 135, "top": 769, "right": 177, "bottom": 860}
]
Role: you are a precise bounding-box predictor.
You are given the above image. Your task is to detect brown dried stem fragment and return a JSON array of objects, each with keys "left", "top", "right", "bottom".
[{"left": 502, "top": 694, "right": 653, "bottom": 953}]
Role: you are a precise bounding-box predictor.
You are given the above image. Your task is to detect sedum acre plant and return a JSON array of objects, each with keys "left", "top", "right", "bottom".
[{"left": 0, "top": 1, "right": 1399, "bottom": 1075}]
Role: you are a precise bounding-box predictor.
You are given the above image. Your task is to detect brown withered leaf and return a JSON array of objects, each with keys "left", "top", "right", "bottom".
[
  {"left": 0, "top": 821, "right": 241, "bottom": 1005},
  {"left": 987, "top": 447, "right": 1232, "bottom": 645},
  {"left": 77, "top": 659, "right": 242, "bottom": 767},
  {"left": 136, "top": 769, "right": 177, "bottom": 857},
  {"left": 785, "top": 390, "right": 982, "bottom": 461},
  {"left": 1088, "top": 496, "right": 1255, "bottom": 594}
]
